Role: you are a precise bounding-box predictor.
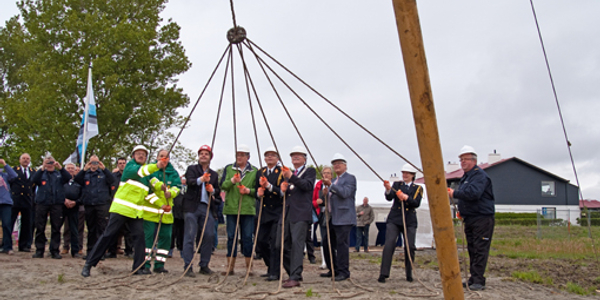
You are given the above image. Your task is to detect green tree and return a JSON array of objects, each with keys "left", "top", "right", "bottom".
[{"left": 0, "top": 0, "right": 193, "bottom": 167}]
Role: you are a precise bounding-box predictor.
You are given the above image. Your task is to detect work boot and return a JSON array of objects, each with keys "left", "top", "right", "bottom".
[
  {"left": 184, "top": 267, "right": 196, "bottom": 278},
  {"left": 81, "top": 264, "right": 92, "bottom": 277},
  {"left": 244, "top": 257, "right": 254, "bottom": 276},
  {"left": 221, "top": 257, "right": 235, "bottom": 275}
]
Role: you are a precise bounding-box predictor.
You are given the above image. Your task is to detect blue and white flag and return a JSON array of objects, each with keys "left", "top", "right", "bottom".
[{"left": 64, "top": 67, "right": 98, "bottom": 166}]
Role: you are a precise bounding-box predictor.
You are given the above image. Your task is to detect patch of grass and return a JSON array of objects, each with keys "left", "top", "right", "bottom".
[
  {"left": 565, "top": 282, "right": 588, "bottom": 295},
  {"left": 389, "top": 290, "right": 397, "bottom": 295},
  {"left": 368, "top": 257, "right": 382, "bottom": 265},
  {"left": 593, "top": 276, "right": 600, "bottom": 284},
  {"left": 252, "top": 283, "right": 256, "bottom": 286},
  {"left": 305, "top": 287, "right": 313, "bottom": 297},
  {"left": 57, "top": 273, "right": 64, "bottom": 283},
  {"left": 511, "top": 270, "right": 543, "bottom": 284}
]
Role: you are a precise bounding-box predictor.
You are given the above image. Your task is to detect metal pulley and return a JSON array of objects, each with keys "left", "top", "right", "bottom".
[{"left": 227, "top": 26, "right": 246, "bottom": 44}]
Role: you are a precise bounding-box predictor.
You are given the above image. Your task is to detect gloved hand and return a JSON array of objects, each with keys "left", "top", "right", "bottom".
[
  {"left": 282, "top": 166, "right": 292, "bottom": 179},
  {"left": 231, "top": 173, "right": 241, "bottom": 184},
  {"left": 281, "top": 182, "right": 289, "bottom": 192},
  {"left": 257, "top": 187, "right": 265, "bottom": 197},
  {"left": 259, "top": 176, "right": 268, "bottom": 188},
  {"left": 396, "top": 190, "right": 408, "bottom": 201},
  {"left": 383, "top": 180, "right": 391, "bottom": 190},
  {"left": 206, "top": 183, "right": 214, "bottom": 193},
  {"left": 162, "top": 205, "right": 171, "bottom": 213},
  {"left": 447, "top": 187, "right": 454, "bottom": 198},
  {"left": 238, "top": 184, "right": 249, "bottom": 195},
  {"left": 201, "top": 172, "right": 211, "bottom": 183}
]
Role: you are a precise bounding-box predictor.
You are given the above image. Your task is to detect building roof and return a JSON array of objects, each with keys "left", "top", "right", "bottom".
[
  {"left": 580, "top": 199, "right": 600, "bottom": 208},
  {"left": 414, "top": 157, "right": 572, "bottom": 184}
]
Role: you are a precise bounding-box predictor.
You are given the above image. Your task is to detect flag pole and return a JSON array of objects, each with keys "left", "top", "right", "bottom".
[{"left": 80, "top": 65, "right": 92, "bottom": 168}]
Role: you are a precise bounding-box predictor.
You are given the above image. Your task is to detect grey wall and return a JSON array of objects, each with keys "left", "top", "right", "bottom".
[{"left": 483, "top": 160, "right": 579, "bottom": 206}]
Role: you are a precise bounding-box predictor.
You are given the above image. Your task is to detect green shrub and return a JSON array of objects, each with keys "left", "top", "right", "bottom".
[
  {"left": 495, "top": 212, "right": 538, "bottom": 219},
  {"left": 495, "top": 218, "right": 566, "bottom": 226},
  {"left": 576, "top": 218, "right": 600, "bottom": 226}
]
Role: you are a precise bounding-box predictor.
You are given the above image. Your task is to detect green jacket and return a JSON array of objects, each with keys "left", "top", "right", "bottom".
[
  {"left": 109, "top": 159, "right": 160, "bottom": 219},
  {"left": 142, "top": 162, "right": 181, "bottom": 224},
  {"left": 220, "top": 163, "right": 257, "bottom": 216}
]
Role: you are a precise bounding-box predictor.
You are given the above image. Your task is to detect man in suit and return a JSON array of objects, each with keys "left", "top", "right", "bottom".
[
  {"left": 321, "top": 153, "right": 356, "bottom": 281},
  {"left": 278, "top": 146, "right": 316, "bottom": 288},
  {"left": 181, "top": 145, "right": 222, "bottom": 277},
  {"left": 10, "top": 153, "right": 35, "bottom": 252},
  {"left": 255, "top": 147, "right": 284, "bottom": 281}
]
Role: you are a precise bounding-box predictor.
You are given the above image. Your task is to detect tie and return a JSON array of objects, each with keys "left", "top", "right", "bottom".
[
  {"left": 267, "top": 169, "right": 271, "bottom": 176},
  {"left": 294, "top": 169, "right": 298, "bottom": 176},
  {"left": 25, "top": 168, "right": 29, "bottom": 179}
]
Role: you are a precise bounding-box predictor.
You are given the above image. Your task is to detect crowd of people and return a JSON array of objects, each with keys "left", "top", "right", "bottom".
[{"left": 0, "top": 144, "right": 494, "bottom": 291}]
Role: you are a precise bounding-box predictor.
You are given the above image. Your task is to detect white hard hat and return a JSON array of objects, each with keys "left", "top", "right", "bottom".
[
  {"left": 401, "top": 163, "right": 417, "bottom": 173},
  {"left": 237, "top": 144, "right": 250, "bottom": 153},
  {"left": 290, "top": 145, "right": 307, "bottom": 156},
  {"left": 131, "top": 145, "right": 149, "bottom": 157},
  {"left": 263, "top": 146, "right": 278, "bottom": 157},
  {"left": 331, "top": 153, "right": 346, "bottom": 164},
  {"left": 458, "top": 145, "right": 477, "bottom": 157}
]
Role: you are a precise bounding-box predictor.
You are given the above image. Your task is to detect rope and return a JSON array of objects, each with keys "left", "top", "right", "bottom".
[
  {"left": 528, "top": 0, "right": 597, "bottom": 262},
  {"left": 229, "top": 0, "right": 237, "bottom": 28},
  {"left": 245, "top": 39, "right": 422, "bottom": 173}
]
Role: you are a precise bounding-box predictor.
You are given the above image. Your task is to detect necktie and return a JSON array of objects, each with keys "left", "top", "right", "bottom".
[
  {"left": 267, "top": 169, "right": 271, "bottom": 176},
  {"left": 294, "top": 169, "right": 298, "bottom": 176},
  {"left": 25, "top": 168, "right": 29, "bottom": 179}
]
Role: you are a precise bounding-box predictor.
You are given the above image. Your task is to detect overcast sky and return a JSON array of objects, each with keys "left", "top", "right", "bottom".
[{"left": 2, "top": 1, "right": 599, "bottom": 200}]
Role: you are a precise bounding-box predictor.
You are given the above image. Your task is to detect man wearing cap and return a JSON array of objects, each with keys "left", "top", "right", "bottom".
[
  {"left": 74, "top": 155, "right": 115, "bottom": 258},
  {"left": 181, "top": 145, "right": 222, "bottom": 277},
  {"left": 220, "top": 144, "right": 258, "bottom": 276},
  {"left": 10, "top": 153, "right": 36, "bottom": 252},
  {"left": 379, "top": 164, "right": 422, "bottom": 283},
  {"left": 255, "top": 147, "right": 284, "bottom": 281},
  {"left": 31, "top": 156, "right": 72, "bottom": 259},
  {"left": 447, "top": 145, "right": 495, "bottom": 291},
  {"left": 320, "top": 153, "right": 356, "bottom": 282},
  {"left": 82, "top": 145, "right": 168, "bottom": 277},
  {"left": 278, "top": 146, "right": 316, "bottom": 288}
]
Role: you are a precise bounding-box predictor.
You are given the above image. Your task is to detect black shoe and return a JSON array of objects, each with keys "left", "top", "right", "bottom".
[
  {"left": 309, "top": 258, "right": 316, "bottom": 264},
  {"left": 82, "top": 255, "right": 87, "bottom": 260},
  {"left": 104, "top": 252, "right": 116, "bottom": 259},
  {"left": 260, "top": 273, "right": 270, "bottom": 277},
  {"left": 406, "top": 276, "right": 413, "bottom": 282},
  {"left": 32, "top": 252, "right": 44, "bottom": 258},
  {"left": 72, "top": 253, "right": 83, "bottom": 259},
  {"left": 378, "top": 275, "right": 386, "bottom": 283},
  {"left": 50, "top": 253, "right": 62, "bottom": 259},
  {"left": 18, "top": 248, "right": 31, "bottom": 253},
  {"left": 199, "top": 266, "right": 214, "bottom": 275},
  {"left": 266, "top": 275, "right": 279, "bottom": 281},
  {"left": 462, "top": 282, "right": 468, "bottom": 288},
  {"left": 334, "top": 274, "right": 349, "bottom": 281},
  {"left": 154, "top": 267, "right": 169, "bottom": 273},
  {"left": 320, "top": 271, "right": 332, "bottom": 278},
  {"left": 184, "top": 267, "right": 196, "bottom": 278},
  {"left": 133, "top": 268, "right": 151, "bottom": 275},
  {"left": 81, "top": 264, "right": 91, "bottom": 277},
  {"left": 468, "top": 283, "right": 486, "bottom": 291}
]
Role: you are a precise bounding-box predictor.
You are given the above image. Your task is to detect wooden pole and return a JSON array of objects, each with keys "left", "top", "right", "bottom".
[{"left": 390, "top": 1, "right": 464, "bottom": 299}]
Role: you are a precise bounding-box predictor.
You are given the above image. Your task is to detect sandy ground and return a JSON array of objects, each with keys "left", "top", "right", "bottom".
[{"left": 0, "top": 247, "right": 595, "bottom": 300}]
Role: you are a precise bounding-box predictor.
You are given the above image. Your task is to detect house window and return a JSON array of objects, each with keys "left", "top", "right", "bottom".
[{"left": 541, "top": 181, "right": 555, "bottom": 197}]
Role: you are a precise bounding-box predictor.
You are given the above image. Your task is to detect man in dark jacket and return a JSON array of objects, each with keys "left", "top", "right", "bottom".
[
  {"left": 10, "top": 153, "right": 36, "bottom": 252},
  {"left": 255, "top": 147, "right": 284, "bottom": 281},
  {"left": 74, "top": 155, "right": 115, "bottom": 258},
  {"left": 31, "top": 156, "right": 71, "bottom": 259},
  {"left": 63, "top": 163, "right": 83, "bottom": 258},
  {"left": 108, "top": 157, "right": 132, "bottom": 258},
  {"left": 278, "top": 146, "right": 316, "bottom": 288},
  {"left": 181, "top": 145, "right": 222, "bottom": 277},
  {"left": 448, "top": 145, "right": 495, "bottom": 291}
]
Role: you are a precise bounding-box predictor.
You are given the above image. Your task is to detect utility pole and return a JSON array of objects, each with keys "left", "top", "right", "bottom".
[{"left": 391, "top": 1, "right": 464, "bottom": 299}]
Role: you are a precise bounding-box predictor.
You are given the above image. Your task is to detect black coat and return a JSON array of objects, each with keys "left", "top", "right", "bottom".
[
  {"left": 284, "top": 166, "right": 316, "bottom": 223},
  {"left": 31, "top": 168, "right": 71, "bottom": 205},
  {"left": 10, "top": 165, "right": 36, "bottom": 208},
  {"left": 183, "top": 164, "right": 222, "bottom": 217},
  {"left": 255, "top": 166, "right": 284, "bottom": 224},
  {"left": 73, "top": 168, "right": 115, "bottom": 206},
  {"left": 385, "top": 181, "right": 423, "bottom": 227},
  {"left": 64, "top": 179, "right": 82, "bottom": 204},
  {"left": 111, "top": 170, "right": 123, "bottom": 197}
]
